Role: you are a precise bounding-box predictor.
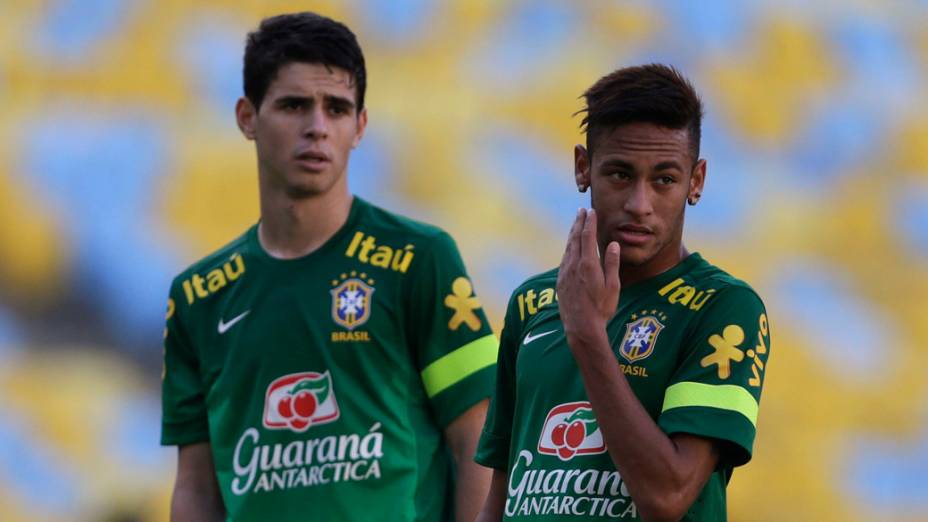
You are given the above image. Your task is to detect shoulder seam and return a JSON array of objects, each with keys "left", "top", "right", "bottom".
[{"left": 174, "top": 228, "right": 252, "bottom": 280}]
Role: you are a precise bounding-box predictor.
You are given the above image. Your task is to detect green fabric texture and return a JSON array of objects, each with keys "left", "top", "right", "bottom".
[
  {"left": 476, "top": 253, "right": 771, "bottom": 520},
  {"left": 162, "top": 197, "right": 496, "bottom": 521}
]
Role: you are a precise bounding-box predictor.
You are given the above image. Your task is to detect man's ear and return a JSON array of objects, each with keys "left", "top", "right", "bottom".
[
  {"left": 574, "top": 144, "right": 591, "bottom": 192},
  {"left": 688, "top": 158, "right": 707, "bottom": 204},
  {"left": 352, "top": 107, "right": 368, "bottom": 148},
  {"left": 236, "top": 97, "right": 258, "bottom": 141}
]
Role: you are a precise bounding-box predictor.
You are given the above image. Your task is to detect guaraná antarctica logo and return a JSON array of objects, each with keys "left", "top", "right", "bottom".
[
  {"left": 263, "top": 371, "right": 340, "bottom": 432},
  {"left": 232, "top": 371, "right": 384, "bottom": 496},
  {"left": 511, "top": 403, "right": 637, "bottom": 518},
  {"left": 537, "top": 402, "right": 607, "bottom": 461}
]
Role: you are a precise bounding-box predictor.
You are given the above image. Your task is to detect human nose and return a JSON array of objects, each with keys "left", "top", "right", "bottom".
[
  {"left": 302, "top": 105, "right": 328, "bottom": 140},
  {"left": 623, "top": 180, "right": 654, "bottom": 217}
]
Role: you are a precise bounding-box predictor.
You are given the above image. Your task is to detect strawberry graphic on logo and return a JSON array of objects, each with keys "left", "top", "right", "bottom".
[
  {"left": 263, "top": 371, "right": 339, "bottom": 432},
  {"left": 537, "top": 402, "right": 606, "bottom": 461}
]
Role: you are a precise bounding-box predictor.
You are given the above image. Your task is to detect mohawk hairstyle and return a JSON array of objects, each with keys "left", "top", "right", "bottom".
[
  {"left": 579, "top": 64, "right": 703, "bottom": 160},
  {"left": 243, "top": 12, "right": 366, "bottom": 112}
]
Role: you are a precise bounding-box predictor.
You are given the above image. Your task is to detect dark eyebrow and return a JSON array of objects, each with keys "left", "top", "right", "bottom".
[
  {"left": 599, "top": 159, "right": 635, "bottom": 171},
  {"left": 654, "top": 160, "right": 684, "bottom": 172},
  {"left": 271, "top": 94, "right": 356, "bottom": 112},
  {"left": 324, "top": 94, "right": 355, "bottom": 111},
  {"left": 274, "top": 95, "right": 311, "bottom": 107}
]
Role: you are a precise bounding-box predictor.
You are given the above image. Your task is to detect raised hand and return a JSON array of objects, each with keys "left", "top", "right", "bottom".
[{"left": 556, "top": 208, "right": 621, "bottom": 345}]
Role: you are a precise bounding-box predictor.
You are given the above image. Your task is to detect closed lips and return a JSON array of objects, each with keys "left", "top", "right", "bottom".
[
  {"left": 617, "top": 224, "right": 652, "bottom": 234},
  {"left": 614, "top": 224, "right": 654, "bottom": 246},
  {"left": 296, "top": 151, "right": 330, "bottom": 162}
]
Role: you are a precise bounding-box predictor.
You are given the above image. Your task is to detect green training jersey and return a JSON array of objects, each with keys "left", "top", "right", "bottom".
[
  {"left": 476, "top": 253, "right": 771, "bottom": 521},
  {"left": 161, "top": 197, "right": 497, "bottom": 521}
]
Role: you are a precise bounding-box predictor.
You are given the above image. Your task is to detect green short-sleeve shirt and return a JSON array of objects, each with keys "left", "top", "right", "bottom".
[
  {"left": 162, "top": 197, "right": 496, "bottom": 521},
  {"left": 476, "top": 253, "right": 771, "bottom": 521}
]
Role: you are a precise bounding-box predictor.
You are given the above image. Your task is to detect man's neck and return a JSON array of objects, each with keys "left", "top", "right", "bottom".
[
  {"left": 257, "top": 184, "right": 354, "bottom": 260},
  {"left": 619, "top": 243, "right": 689, "bottom": 287}
]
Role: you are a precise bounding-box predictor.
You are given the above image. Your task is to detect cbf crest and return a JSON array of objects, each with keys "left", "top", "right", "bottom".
[
  {"left": 331, "top": 271, "right": 375, "bottom": 330},
  {"left": 619, "top": 310, "right": 667, "bottom": 363}
]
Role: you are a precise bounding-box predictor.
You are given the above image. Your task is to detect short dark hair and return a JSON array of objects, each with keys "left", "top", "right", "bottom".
[
  {"left": 243, "top": 12, "right": 366, "bottom": 112},
  {"left": 579, "top": 64, "right": 703, "bottom": 160}
]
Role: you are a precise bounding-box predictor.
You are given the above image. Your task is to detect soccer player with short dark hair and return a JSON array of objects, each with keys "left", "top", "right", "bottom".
[
  {"left": 160, "top": 12, "right": 495, "bottom": 521},
  {"left": 476, "top": 64, "right": 771, "bottom": 521}
]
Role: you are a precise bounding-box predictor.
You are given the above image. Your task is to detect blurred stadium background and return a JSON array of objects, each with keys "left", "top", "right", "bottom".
[{"left": 1, "top": 0, "right": 927, "bottom": 520}]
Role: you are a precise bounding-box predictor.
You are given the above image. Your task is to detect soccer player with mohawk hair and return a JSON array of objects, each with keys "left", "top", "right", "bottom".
[{"left": 476, "top": 64, "right": 772, "bottom": 522}]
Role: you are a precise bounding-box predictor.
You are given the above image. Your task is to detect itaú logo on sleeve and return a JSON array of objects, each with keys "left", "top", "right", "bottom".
[
  {"left": 537, "top": 402, "right": 606, "bottom": 461},
  {"left": 263, "top": 371, "right": 340, "bottom": 432}
]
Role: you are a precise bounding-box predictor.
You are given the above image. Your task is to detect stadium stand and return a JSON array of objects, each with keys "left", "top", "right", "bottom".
[{"left": 0, "top": 1, "right": 926, "bottom": 520}]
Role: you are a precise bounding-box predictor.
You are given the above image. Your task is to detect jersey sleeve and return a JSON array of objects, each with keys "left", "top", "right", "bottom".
[
  {"left": 474, "top": 293, "right": 521, "bottom": 470},
  {"left": 406, "top": 231, "right": 497, "bottom": 429},
  {"left": 160, "top": 278, "right": 210, "bottom": 446},
  {"left": 657, "top": 285, "right": 771, "bottom": 468}
]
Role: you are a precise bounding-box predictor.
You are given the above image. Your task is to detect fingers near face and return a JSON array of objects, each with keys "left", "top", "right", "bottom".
[
  {"left": 582, "top": 208, "right": 598, "bottom": 260},
  {"left": 603, "top": 241, "right": 621, "bottom": 294},
  {"left": 561, "top": 208, "right": 586, "bottom": 270},
  {"left": 607, "top": 241, "right": 620, "bottom": 257},
  {"left": 604, "top": 241, "right": 620, "bottom": 271},
  {"left": 569, "top": 209, "right": 583, "bottom": 236},
  {"left": 566, "top": 208, "right": 585, "bottom": 250}
]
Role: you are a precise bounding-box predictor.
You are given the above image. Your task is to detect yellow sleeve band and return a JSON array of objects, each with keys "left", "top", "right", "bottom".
[
  {"left": 421, "top": 334, "right": 498, "bottom": 398},
  {"left": 662, "top": 381, "right": 759, "bottom": 427}
]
